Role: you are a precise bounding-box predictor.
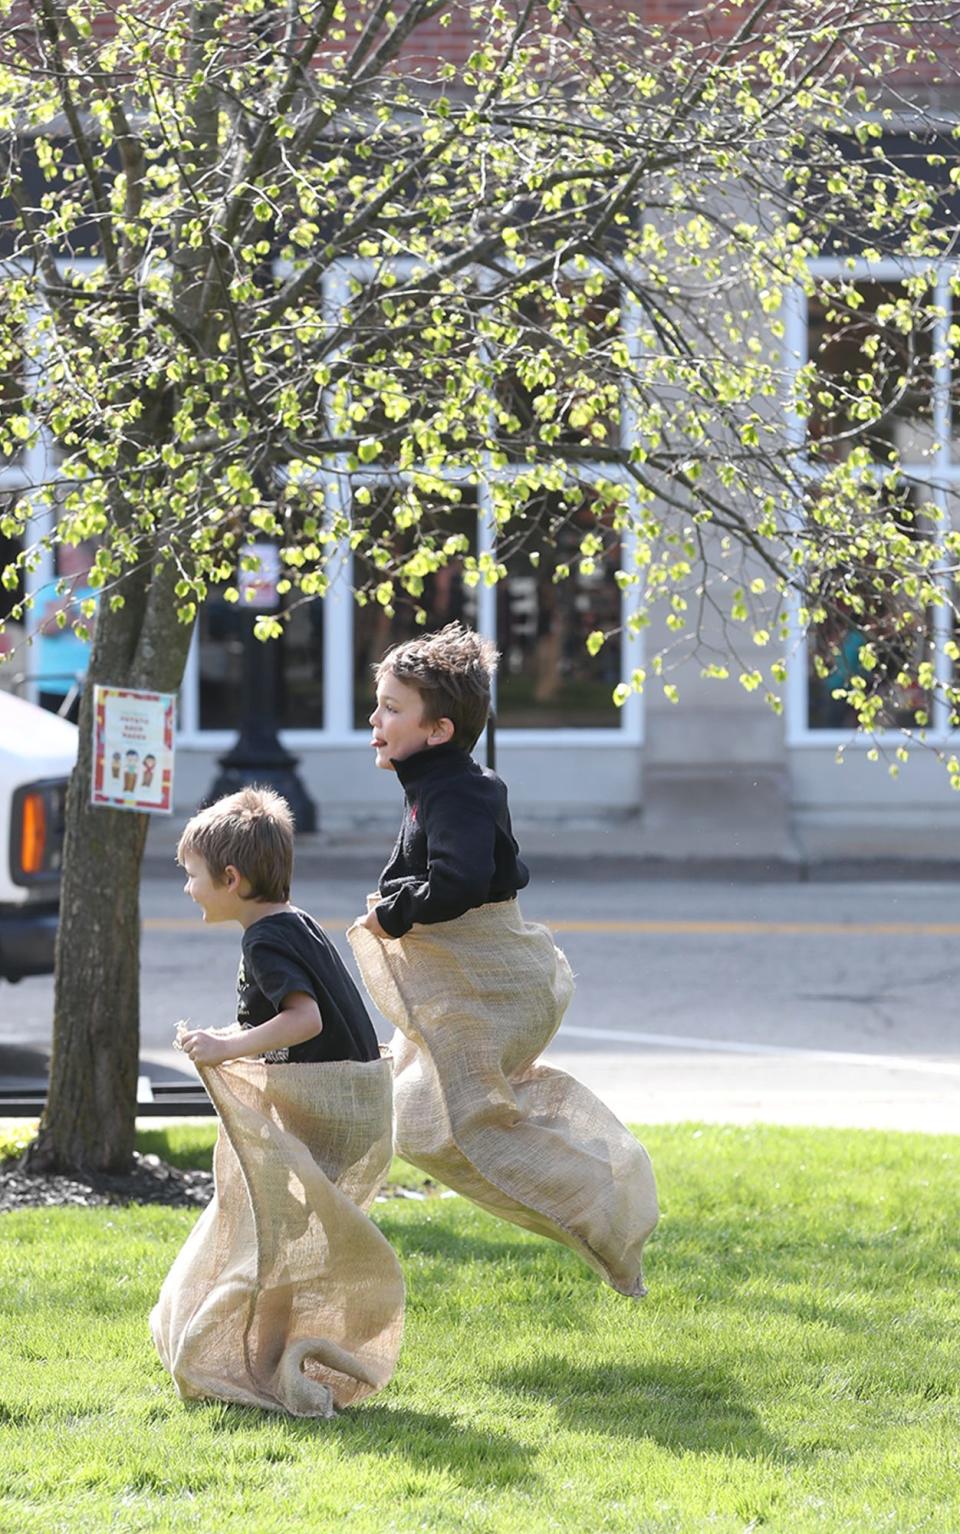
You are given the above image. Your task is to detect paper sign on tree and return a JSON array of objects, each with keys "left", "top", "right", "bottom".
[{"left": 91, "top": 686, "right": 176, "bottom": 814}]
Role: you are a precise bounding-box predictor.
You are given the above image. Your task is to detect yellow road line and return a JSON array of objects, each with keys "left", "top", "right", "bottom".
[{"left": 143, "top": 916, "right": 960, "bottom": 936}]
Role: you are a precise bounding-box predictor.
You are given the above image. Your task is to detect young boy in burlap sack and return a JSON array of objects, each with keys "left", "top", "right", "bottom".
[
  {"left": 350, "top": 624, "right": 658, "bottom": 1297},
  {"left": 150, "top": 787, "right": 404, "bottom": 1418}
]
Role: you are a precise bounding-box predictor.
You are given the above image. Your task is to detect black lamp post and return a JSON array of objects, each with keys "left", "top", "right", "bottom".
[{"left": 205, "top": 544, "right": 318, "bottom": 833}]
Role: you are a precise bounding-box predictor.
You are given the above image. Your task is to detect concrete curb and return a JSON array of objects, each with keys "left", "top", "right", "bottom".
[{"left": 141, "top": 846, "right": 960, "bottom": 882}]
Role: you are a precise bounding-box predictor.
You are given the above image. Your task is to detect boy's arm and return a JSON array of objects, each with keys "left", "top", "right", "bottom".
[
  {"left": 181, "top": 992, "right": 321, "bottom": 1066},
  {"left": 374, "top": 780, "right": 496, "bottom": 938}
]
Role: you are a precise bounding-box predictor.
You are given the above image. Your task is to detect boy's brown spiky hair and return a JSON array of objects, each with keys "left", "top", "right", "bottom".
[
  {"left": 176, "top": 786, "right": 293, "bottom": 903},
  {"left": 376, "top": 622, "right": 498, "bottom": 750}
]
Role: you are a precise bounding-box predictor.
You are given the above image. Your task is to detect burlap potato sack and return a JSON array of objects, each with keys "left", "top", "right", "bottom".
[
  {"left": 150, "top": 1050, "right": 404, "bottom": 1418},
  {"left": 349, "top": 901, "right": 658, "bottom": 1297}
]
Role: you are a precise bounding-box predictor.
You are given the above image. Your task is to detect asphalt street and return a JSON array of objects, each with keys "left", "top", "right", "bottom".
[{"left": 3, "top": 869, "right": 959, "bottom": 1132}]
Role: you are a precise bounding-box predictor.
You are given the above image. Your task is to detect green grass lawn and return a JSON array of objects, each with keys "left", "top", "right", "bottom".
[{"left": 1, "top": 1122, "right": 958, "bottom": 1534}]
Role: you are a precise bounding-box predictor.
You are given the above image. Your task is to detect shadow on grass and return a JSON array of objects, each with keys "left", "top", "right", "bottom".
[
  {"left": 335, "top": 1404, "right": 538, "bottom": 1488},
  {"left": 188, "top": 1398, "right": 537, "bottom": 1488},
  {"left": 492, "top": 1357, "right": 792, "bottom": 1463}
]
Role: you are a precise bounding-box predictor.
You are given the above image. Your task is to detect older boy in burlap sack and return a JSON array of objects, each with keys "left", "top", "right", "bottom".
[
  {"left": 150, "top": 788, "right": 403, "bottom": 1418},
  {"left": 350, "top": 624, "right": 658, "bottom": 1297}
]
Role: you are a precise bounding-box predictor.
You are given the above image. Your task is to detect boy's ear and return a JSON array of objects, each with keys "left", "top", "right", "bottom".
[
  {"left": 222, "top": 863, "right": 243, "bottom": 892},
  {"left": 427, "top": 716, "right": 455, "bottom": 746}
]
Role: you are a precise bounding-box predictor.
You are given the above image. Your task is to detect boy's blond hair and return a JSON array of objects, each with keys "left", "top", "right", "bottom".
[
  {"left": 177, "top": 786, "right": 293, "bottom": 903},
  {"left": 376, "top": 622, "right": 498, "bottom": 750}
]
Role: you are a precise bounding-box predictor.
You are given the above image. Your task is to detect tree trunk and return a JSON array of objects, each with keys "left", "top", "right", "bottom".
[
  {"left": 27, "top": 736, "right": 149, "bottom": 1173},
  {"left": 24, "top": 554, "right": 197, "bottom": 1174}
]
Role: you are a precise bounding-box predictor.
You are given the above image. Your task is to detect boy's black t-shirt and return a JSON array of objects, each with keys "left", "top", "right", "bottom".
[{"left": 236, "top": 908, "right": 380, "bottom": 1064}]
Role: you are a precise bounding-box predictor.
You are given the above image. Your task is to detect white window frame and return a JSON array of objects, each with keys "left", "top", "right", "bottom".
[
  {"left": 181, "top": 255, "right": 645, "bottom": 749},
  {"left": 784, "top": 254, "right": 960, "bottom": 749}
]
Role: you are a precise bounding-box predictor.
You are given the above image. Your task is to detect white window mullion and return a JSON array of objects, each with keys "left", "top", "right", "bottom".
[
  {"left": 620, "top": 288, "right": 647, "bottom": 745},
  {"left": 476, "top": 478, "right": 498, "bottom": 718},
  {"left": 318, "top": 267, "right": 356, "bottom": 740},
  {"left": 21, "top": 300, "right": 57, "bottom": 704},
  {"left": 180, "top": 628, "right": 200, "bottom": 734},
  {"left": 932, "top": 271, "right": 953, "bottom": 735},
  {"left": 322, "top": 466, "right": 354, "bottom": 737},
  {"left": 620, "top": 521, "right": 644, "bottom": 744},
  {"left": 475, "top": 298, "right": 499, "bottom": 718},
  {"left": 782, "top": 283, "right": 810, "bottom": 745}
]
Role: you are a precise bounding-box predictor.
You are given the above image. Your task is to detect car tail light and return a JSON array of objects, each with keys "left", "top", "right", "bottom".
[
  {"left": 19, "top": 791, "right": 47, "bottom": 875},
  {"left": 10, "top": 779, "right": 67, "bottom": 885}
]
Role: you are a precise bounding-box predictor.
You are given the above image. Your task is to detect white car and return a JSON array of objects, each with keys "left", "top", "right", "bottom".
[{"left": 0, "top": 691, "right": 78, "bottom": 982}]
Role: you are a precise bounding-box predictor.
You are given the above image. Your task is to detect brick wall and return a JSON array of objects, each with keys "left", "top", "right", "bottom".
[
  {"left": 4, "top": 0, "right": 956, "bottom": 94},
  {"left": 388, "top": 1, "right": 955, "bottom": 89}
]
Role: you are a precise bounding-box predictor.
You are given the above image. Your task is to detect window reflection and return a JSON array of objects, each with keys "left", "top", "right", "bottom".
[
  {"left": 496, "top": 495, "right": 622, "bottom": 728},
  {"left": 807, "top": 603, "right": 934, "bottom": 731},
  {"left": 496, "top": 278, "right": 622, "bottom": 461},
  {"left": 352, "top": 490, "right": 478, "bottom": 727},
  {"left": 807, "top": 282, "right": 938, "bottom": 465},
  {"left": 198, "top": 590, "right": 324, "bottom": 730},
  {"left": 806, "top": 490, "right": 934, "bottom": 731},
  {"left": 333, "top": 280, "right": 478, "bottom": 465}
]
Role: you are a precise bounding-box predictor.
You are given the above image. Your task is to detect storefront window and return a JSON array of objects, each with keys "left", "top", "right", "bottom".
[
  {"left": 182, "top": 262, "right": 636, "bottom": 742},
  {"left": 806, "top": 281, "right": 939, "bottom": 465},
  {"left": 495, "top": 495, "right": 622, "bottom": 728},
  {"left": 798, "top": 265, "right": 960, "bottom": 737},
  {"left": 198, "top": 591, "right": 324, "bottom": 730},
  {"left": 806, "top": 487, "right": 935, "bottom": 731},
  {"left": 332, "top": 278, "right": 479, "bottom": 465},
  {"left": 496, "top": 277, "right": 621, "bottom": 460},
  {"left": 352, "top": 490, "right": 479, "bottom": 726},
  {"left": 807, "top": 600, "right": 935, "bottom": 732}
]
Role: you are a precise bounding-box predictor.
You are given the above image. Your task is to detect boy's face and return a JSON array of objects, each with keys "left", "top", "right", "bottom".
[
  {"left": 369, "top": 671, "right": 449, "bottom": 769},
  {"left": 182, "top": 850, "right": 241, "bottom": 923}
]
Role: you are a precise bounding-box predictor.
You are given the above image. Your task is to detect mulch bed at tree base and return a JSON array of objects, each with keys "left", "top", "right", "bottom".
[
  {"left": 0, "top": 1155, "right": 451, "bottom": 1213},
  {"left": 0, "top": 1153, "right": 214, "bottom": 1213}
]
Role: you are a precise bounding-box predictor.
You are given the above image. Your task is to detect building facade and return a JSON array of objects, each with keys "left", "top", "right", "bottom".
[{"left": 3, "top": 5, "right": 960, "bottom": 850}]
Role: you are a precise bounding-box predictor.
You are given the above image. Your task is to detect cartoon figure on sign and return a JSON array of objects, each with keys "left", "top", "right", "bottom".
[
  {"left": 111, "top": 750, "right": 121, "bottom": 781},
  {"left": 142, "top": 753, "right": 157, "bottom": 789},
  {"left": 123, "top": 749, "right": 139, "bottom": 793}
]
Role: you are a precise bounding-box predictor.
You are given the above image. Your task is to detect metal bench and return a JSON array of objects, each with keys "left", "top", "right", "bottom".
[{"left": 0, "top": 1076, "right": 215, "bottom": 1118}]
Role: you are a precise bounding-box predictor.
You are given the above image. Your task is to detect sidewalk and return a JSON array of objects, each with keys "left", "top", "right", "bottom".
[
  {"left": 143, "top": 773, "right": 960, "bottom": 882},
  {"left": 5, "top": 1039, "right": 957, "bottom": 1136}
]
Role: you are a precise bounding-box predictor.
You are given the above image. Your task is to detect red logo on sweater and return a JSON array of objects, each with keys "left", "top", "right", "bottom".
[{"left": 409, "top": 803, "right": 418, "bottom": 822}]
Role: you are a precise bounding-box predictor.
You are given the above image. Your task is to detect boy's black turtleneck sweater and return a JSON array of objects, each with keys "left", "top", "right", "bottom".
[{"left": 375, "top": 742, "right": 529, "bottom": 938}]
